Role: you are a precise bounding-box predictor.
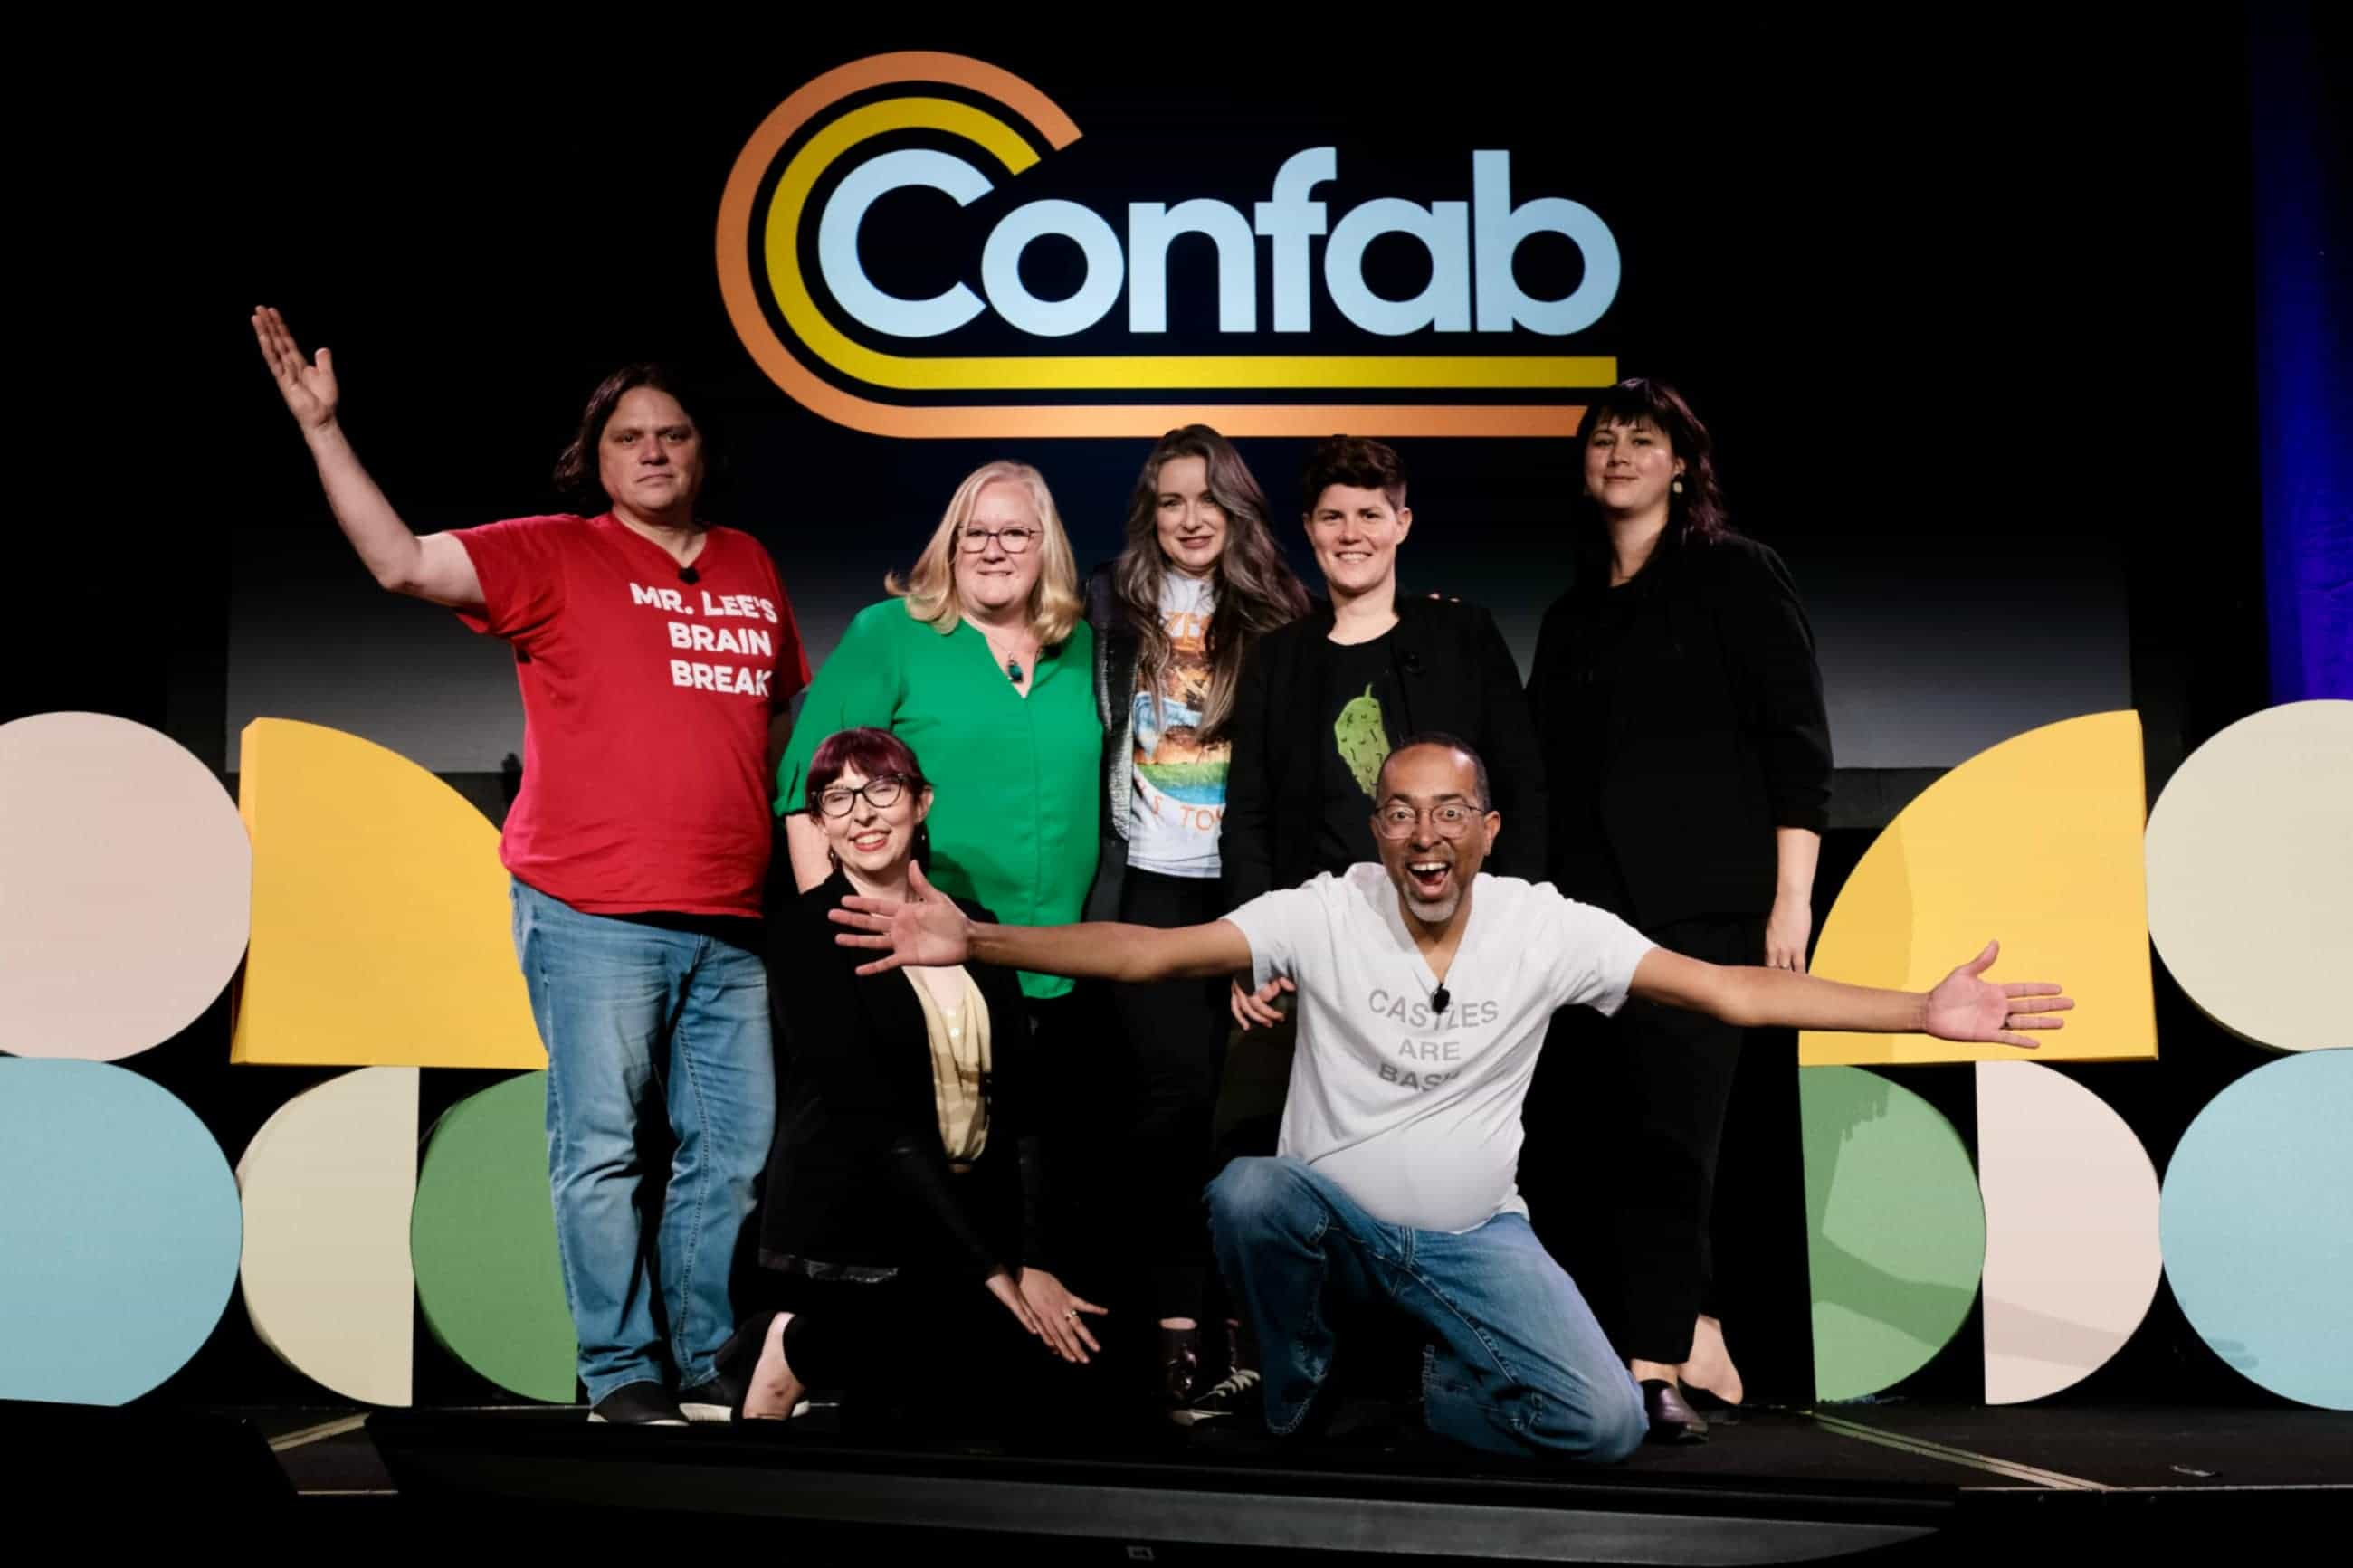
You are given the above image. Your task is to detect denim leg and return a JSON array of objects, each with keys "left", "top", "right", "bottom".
[
  {"left": 511, "top": 879, "right": 694, "bottom": 1405},
  {"left": 1402, "top": 1213, "right": 1646, "bottom": 1462},
  {"left": 658, "top": 930, "right": 775, "bottom": 1390},
  {"left": 1205, "top": 1156, "right": 1397, "bottom": 1434}
]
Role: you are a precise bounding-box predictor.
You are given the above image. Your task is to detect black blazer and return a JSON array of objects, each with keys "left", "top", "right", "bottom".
[
  {"left": 759, "top": 870, "right": 1042, "bottom": 1281},
  {"left": 1527, "top": 534, "right": 1832, "bottom": 929},
  {"left": 1082, "top": 563, "right": 1143, "bottom": 922},
  {"left": 1222, "top": 595, "right": 1548, "bottom": 908}
]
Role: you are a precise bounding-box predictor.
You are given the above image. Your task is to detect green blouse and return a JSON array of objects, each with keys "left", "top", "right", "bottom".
[{"left": 776, "top": 600, "right": 1103, "bottom": 1000}]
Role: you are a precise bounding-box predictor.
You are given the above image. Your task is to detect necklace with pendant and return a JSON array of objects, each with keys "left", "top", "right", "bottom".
[{"left": 980, "top": 626, "right": 1028, "bottom": 684}]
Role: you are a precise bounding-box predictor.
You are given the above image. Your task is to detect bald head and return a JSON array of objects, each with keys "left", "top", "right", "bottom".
[{"left": 1376, "top": 733, "right": 1491, "bottom": 811}]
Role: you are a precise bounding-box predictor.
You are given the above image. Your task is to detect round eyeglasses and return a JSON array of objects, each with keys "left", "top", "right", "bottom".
[
  {"left": 1372, "top": 802, "right": 1481, "bottom": 840},
  {"left": 816, "top": 775, "right": 913, "bottom": 816},
  {"left": 958, "top": 525, "right": 1039, "bottom": 554}
]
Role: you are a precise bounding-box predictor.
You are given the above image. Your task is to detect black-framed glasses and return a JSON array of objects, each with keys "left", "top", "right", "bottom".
[
  {"left": 957, "top": 525, "right": 1039, "bottom": 555},
  {"left": 816, "top": 775, "right": 914, "bottom": 816},
  {"left": 1372, "top": 802, "right": 1481, "bottom": 841}
]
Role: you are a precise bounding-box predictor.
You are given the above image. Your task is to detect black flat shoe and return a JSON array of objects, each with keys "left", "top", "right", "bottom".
[
  {"left": 1158, "top": 1324, "right": 1203, "bottom": 1409},
  {"left": 1640, "top": 1379, "right": 1709, "bottom": 1445},
  {"left": 1681, "top": 1383, "right": 1743, "bottom": 1426},
  {"left": 708, "top": 1310, "right": 785, "bottom": 1421}
]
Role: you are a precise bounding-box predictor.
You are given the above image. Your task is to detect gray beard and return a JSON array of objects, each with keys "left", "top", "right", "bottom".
[{"left": 1405, "top": 889, "right": 1463, "bottom": 925}]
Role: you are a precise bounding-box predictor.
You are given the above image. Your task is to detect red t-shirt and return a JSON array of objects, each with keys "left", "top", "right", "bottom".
[{"left": 452, "top": 513, "right": 810, "bottom": 917}]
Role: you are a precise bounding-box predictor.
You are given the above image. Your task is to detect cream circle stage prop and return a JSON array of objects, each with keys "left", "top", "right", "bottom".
[{"left": 2144, "top": 699, "right": 2353, "bottom": 1052}]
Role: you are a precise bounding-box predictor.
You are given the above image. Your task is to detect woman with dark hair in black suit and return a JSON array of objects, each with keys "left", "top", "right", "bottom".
[
  {"left": 1523, "top": 379, "right": 1832, "bottom": 1444},
  {"left": 713, "top": 727, "right": 1106, "bottom": 1427}
]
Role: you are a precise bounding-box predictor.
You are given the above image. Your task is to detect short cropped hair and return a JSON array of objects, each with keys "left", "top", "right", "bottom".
[
  {"left": 1300, "top": 435, "right": 1407, "bottom": 516},
  {"left": 1377, "top": 731, "right": 1491, "bottom": 812}
]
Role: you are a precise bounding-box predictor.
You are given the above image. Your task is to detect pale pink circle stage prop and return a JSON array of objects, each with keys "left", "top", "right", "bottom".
[{"left": 1, "top": 713, "right": 252, "bottom": 1060}]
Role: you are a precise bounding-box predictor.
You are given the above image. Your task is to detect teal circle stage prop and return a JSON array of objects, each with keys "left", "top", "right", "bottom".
[
  {"left": 2159, "top": 1049, "right": 2353, "bottom": 1410},
  {"left": 0, "top": 1059, "right": 243, "bottom": 1403}
]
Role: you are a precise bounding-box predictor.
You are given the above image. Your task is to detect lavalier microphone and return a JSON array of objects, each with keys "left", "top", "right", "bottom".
[
  {"left": 678, "top": 565, "right": 700, "bottom": 584},
  {"left": 1431, "top": 984, "right": 1451, "bottom": 1014}
]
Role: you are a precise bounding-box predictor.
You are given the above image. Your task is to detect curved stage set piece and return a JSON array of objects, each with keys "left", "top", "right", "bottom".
[{"left": 7, "top": 18, "right": 2349, "bottom": 1557}]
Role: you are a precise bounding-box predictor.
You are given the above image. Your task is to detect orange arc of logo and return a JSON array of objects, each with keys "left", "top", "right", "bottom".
[{"left": 716, "top": 52, "right": 1599, "bottom": 439}]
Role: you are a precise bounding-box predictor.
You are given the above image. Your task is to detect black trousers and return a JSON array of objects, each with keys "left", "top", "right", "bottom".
[
  {"left": 776, "top": 1266, "right": 1122, "bottom": 1438},
  {"left": 1108, "top": 868, "right": 1231, "bottom": 1321},
  {"left": 1522, "top": 915, "right": 1764, "bottom": 1367}
]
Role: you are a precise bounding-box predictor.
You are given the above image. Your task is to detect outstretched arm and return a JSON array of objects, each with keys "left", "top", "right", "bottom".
[
  {"left": 831, "top": 864, "right": 1254, "bottom": 983},
  {"left": 1629, "top": 939, "right": 2070, "bottom": 1049},
  {"left": 251, "top": 307, "right": 482, "bottom": 609}
]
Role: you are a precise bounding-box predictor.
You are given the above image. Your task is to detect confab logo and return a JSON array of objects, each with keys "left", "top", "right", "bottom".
[{"left": 717, "top": 52, "right": 1622, "bottom": 438}]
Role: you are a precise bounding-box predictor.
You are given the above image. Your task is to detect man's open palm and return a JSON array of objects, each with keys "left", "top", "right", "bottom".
[
  {"left": 252, "top": 307, "right": 338, "bottom": 431},
  {"left": 1923, "top": 940, "right": 2072, "bottom": 1048},
  {"left": 832, "top": 862, "right": 972, "bottom": 974}
]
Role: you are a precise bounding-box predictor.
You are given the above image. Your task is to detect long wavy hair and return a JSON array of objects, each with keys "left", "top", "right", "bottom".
[
  {"left": 1112, "top": 425, "right": 1310, "bottom": 741},
  {"left": 1568, "top": 378, "right": 1734, "bottom": 584},
  {"left": 888, "top": 461, "right": 1084, "bottom": 647}
]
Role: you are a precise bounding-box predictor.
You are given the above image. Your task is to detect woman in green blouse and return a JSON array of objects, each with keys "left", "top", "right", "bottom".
[{"left": 777, "top": 460, "right": 1103, "bottom": 1003}]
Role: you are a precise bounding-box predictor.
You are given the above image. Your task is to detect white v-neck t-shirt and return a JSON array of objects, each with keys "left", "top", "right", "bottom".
[{"left": 1225, "top": 864, "right": 1656, "bottom": 1233}]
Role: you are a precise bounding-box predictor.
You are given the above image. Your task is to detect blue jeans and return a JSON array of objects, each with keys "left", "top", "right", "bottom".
[
  {"left": 1207, "top": 1156, "right": 1645, "bottom": 1462},
  {"left": 510, "top": 879, "right": 776, "bottom": 1405}
]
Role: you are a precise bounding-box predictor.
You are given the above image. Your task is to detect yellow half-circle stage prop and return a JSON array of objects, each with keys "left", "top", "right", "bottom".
[
  {"left": 230, "top": 718, "right": 544, "bottom": 1069},
  {"left": 1801, "top": 711, "right": 2155, "bottom": 1067}
]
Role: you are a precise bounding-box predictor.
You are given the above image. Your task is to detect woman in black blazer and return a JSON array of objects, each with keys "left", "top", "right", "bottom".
[
  {"left": 1523, "top": 380, "right": 1832, "bottom": 1443},
  {"left": 1084, "top": 424, "right": 1309, "bottom": 1408},
  {"left": 714, "top": 727, "right": 1105, "bottom": 1424}
]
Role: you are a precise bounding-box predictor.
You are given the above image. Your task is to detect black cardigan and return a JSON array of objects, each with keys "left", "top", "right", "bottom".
[
  {"left": 1221, "top": 595, "right": 1548, "bottom": 908},
  {"left": 1526, "top": 534, "right": 1832, "bottom": 930},
  {"left": 1082, "top": 563, "right": 1143, "bottom": 922},
  {"left": 758, "top": 870, "right": 1043, "bottom": 1280}
]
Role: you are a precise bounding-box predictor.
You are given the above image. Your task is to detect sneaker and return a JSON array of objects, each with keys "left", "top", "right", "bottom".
[
  {"left": 1183, "top": 1378, "right": 1282, "bottom": 1456},
  {"left": 1174, "top": 1366, "right": 1261, "bottom": 1429},
  {"left": 587, "top": 1382, "right": 689, "bottom": 1426},
  {"left": 677, "top": 1382, "right": 735, "bottom": 1424}
]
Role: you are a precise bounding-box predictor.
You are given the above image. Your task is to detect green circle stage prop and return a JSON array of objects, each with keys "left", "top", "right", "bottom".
[
  {"left": 410, "top": 1071, "right": 576, "bottom": 1403},
  {"left": 1801, "top": 1066, "right": 1986, "bottom": 1402}
]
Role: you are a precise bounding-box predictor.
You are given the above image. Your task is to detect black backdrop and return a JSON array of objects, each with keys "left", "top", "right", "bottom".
[{"left": 16, "top": 18, "right": 2281, "bottom": 1411}]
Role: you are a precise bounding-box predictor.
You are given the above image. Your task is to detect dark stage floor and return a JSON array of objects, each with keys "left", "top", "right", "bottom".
[{"left": 81, "top": 1397, "right": 2327, "bottom": 1559}]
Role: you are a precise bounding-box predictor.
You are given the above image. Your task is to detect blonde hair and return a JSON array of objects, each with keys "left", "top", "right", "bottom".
[{"left": 887, "top": 461, "right": 1084, "bottom": 647}]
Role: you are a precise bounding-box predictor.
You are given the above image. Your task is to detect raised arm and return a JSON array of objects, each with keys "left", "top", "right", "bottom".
[
  {"left": 251, "top": 307, "right": 482, "bottom": 610},
  {"left": 831, "top": 863, "right": 1253, "bottom": 983},
  {"left": 1628, "top": 938, "right": 2070, "bottom": 1049}
]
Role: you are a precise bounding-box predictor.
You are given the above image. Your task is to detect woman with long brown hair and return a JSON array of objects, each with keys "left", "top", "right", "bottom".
[
  {"left": 1084, "top": 424, "right": 1309, "bottom": 1412},
  {"left": 1523, "top": 378, "right": 1833, "bottom": 1443}
]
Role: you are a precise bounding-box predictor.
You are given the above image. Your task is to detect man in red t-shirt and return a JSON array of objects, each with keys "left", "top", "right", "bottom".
[{"left": 255, "top": 309, "right": 809, "bottom": 1426}]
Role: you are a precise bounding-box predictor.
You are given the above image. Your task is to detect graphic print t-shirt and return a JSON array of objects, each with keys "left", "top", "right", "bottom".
[
  {"left": 1225, "top": 865, "right": 1655, "bottom": 1232},
  {"left": 452, "top": 513, "right": 810, "bottom": 917},
  {"left": 1315, "top": 634, "right": 1397, "bottom": 877},
  {"left": 1127, "top": 572, "right": 1225, "bottom": 878}
]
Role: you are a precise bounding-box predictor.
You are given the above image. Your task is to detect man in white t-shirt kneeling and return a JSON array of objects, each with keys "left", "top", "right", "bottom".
[{"left": 830, "top": 735, "right": 2071, "bottom": 1461}]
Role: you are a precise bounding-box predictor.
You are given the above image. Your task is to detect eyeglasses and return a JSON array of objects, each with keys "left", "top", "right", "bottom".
[
  {"left": 1372, "top": 802, "right": 1483, "bottom": 841},
  {"left": 958, "top": 525, "right": 1039, "bottom": 555},
  {"left": 816, "top": 775, "right": 914, "bottom": 816}
]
